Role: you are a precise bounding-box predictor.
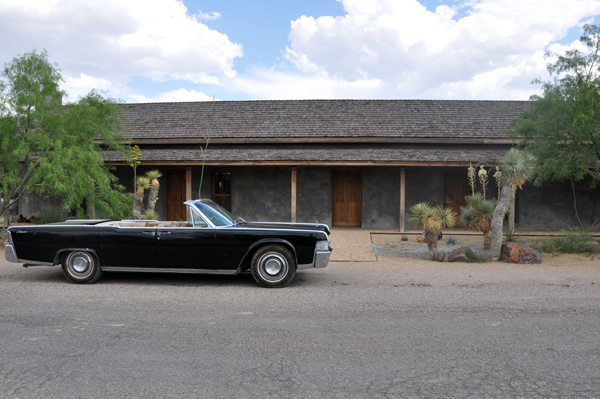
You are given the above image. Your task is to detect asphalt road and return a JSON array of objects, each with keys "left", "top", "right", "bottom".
[{"left": 1, "top": 253, "right": 599, "bottom": 398}]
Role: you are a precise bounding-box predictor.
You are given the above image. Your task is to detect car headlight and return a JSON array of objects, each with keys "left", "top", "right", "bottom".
[{"left": 316, "top": 240, "right": 329, "bottom": 251}]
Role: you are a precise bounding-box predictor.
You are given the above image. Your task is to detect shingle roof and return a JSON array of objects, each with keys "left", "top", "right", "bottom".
[
  {"left": 120, "top": 99, "right": 530, "bottom": 141},
  {"left": 104, "top": 148, "right": 507, "bottom": 165}
]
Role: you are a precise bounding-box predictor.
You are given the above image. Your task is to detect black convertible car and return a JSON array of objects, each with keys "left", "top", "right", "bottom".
[{"left": 4, "top": 199, "right": 332, "bottom": 288}]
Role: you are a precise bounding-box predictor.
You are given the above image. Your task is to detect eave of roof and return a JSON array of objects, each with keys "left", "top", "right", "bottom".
[{"left": 103, "top": 148, "right": 507, "bottom": 167}]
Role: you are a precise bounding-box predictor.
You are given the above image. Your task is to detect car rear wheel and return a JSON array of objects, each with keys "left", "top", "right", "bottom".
[
  {"left": 251, "top": 244, "right": 296, "bottom": 288},
  {"left": 61, "top": 251, "right": 103, "bottom": 284}
]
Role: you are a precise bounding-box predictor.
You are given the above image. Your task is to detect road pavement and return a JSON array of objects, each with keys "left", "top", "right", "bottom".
[{"left": 1, "top": 249, "right": 599, "bottom": 398}]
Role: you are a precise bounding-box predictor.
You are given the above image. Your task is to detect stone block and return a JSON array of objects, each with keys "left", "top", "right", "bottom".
[
  {"left": 448, "top": 247, "right": 469, "bottom": 263},
  {"left": 501, "top": 242, "right": 542, "bottom": 264}
]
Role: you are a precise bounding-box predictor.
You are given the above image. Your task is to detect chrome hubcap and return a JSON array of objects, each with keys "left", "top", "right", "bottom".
[
  {"left": 69, "top": 252, "right": 92, "bottom": 275},
  {"left": 265, "top": 257, "right": 283, "bottom": 275},
  {"left": 259, "top": 253, "right": 288, "bottom": 282}
]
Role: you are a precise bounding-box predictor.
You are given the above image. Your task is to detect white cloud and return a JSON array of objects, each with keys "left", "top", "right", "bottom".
[
  {"left": 279, "top": 0, "right": 600, "bottom": 99},
  {"left": 0, "top": 0, "right": 242, "bottom": 95},
  {"left": 131, "top": 89, "right": 215, "bottom": 103},
  {"left": 197, "top": 11, "right": 221, "bottom": 21},
  {"left": 63, "top": 73, "right": 119, "bottom": 100},
  {"left": 229, "top": 67, "right": 384, "bottom": 100}
]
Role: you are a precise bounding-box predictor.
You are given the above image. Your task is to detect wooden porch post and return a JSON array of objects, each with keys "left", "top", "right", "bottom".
[
  {"left": 291, "top": 166, "right": 297, "bottom": 223},
  {"left": 186, "top": 166, "right": 192, "bottom": 220},
  {"left": 400, "top": 167, "right": 406, "bottom": 232}
]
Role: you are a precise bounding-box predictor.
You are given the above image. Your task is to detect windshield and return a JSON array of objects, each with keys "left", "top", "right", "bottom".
[{"left": 192, "top": 200, "right": 244, "bottom": 227}]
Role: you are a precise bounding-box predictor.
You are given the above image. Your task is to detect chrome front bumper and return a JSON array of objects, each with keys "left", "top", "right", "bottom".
[
  {"left": 4, "top": 244, "right": 19, "bottom": 263},
  {"left": 298, "top": 246, "right": 332, "bottom": 270},
  {"left": 314, "top": 247, "right": 332, "bottom": 268}
]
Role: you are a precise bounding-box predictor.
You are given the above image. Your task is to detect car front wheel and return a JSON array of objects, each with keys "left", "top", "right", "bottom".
[
  {"left": 251, "top": 244, "right": 296, "bottom": 288},
  {"left": 61, "top": 251, "right": 103, "bottom": 284}
]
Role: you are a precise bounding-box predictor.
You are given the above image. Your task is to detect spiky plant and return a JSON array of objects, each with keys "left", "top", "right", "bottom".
[
  {"left": 461, "top": 194, "right": 497, "bottom": 249},
  {"left": 143, "top": 209, "right": 160, "bottom": 221},
  {"left": 133, "top": 176, "right": 151, "bottom": 220},
  {"left": 490, "top": 149, "right": 537, "bottom": 260},
  {"left": 145, "top": 170, "right": 162, "bottom": 213},
  {"left": 409, "top": 202, "right": 457, "bottom": 260}
]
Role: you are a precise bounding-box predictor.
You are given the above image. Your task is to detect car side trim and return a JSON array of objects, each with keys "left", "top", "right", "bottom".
[{"left": 101, "top": 266, "right": 239, "bottom": 275}]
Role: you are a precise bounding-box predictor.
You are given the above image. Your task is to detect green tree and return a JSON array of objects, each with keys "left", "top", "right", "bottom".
[
  {"left": 0, "top": 49, "right": 131, "bottom": 223},
  {"left": 509, "top": 24, "right": 600, "bottom": 185}
]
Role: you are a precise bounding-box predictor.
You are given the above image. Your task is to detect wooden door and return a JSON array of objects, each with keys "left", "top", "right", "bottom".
[
  {"left": 167, "top": 170, "right": 187, "bottom": 221},
  {"left": 333, "top": 170, "right": 361, "bottom": 227},
  {"left": 444, "top": 171, "right": 470, "bottom": 226}
]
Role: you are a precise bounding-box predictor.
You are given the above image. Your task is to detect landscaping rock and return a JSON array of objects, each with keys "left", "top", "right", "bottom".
[
  {"left": 434, "top": 252, "right": 449, "bottom": 262},
  {"left": 448, "top": 247, "right": 469, "bottom": 263},
  {"left": 501, "top": 242, "right": 542, "bottom": 264}
]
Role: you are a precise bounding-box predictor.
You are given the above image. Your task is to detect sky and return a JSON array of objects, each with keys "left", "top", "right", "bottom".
[{"left": 1, "top": 0, "right": 599, "bottom": 103}]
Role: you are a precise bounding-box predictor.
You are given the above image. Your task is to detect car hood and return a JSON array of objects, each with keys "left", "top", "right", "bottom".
[{"left": 236, "top": 221, "right": 330, "bottom": 235}]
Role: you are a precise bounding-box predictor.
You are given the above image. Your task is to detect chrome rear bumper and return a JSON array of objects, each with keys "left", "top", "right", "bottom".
[{"left": 4, "top": 244, "right": 19, "bottom": 263}]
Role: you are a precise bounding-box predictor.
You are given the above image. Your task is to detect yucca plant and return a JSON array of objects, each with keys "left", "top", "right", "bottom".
[
  {"left": 409, "top": 202, "right": 457, "bottom": 260},
  {"left": 460, "top": 193, "right": 497, "bottom": 249},
  {"left": 145, "top": 170, "right": 162, "bottom": 213},
  {"left": 143, "top": 209, "right": 160, "bottom": 221},
  {"left": 133, "top": 176, "right": 151, "bottom": 220},
  {"left": 490, "top": 149, "right": 536, "bottom": 260}
]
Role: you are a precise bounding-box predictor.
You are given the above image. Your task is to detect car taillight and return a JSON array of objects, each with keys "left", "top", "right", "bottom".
[{"left": 7, "top": 230, "right": 13, "bottom": 244}]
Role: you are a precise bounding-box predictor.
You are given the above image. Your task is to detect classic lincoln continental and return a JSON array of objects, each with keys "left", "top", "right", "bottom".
[{"left": 4, "top": 199, "right": 332, "bottom": 288}]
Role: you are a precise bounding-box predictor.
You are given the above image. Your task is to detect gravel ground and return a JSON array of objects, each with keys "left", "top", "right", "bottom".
[{"left": 371, "top": 233, "right": 493, "bottom": 260}]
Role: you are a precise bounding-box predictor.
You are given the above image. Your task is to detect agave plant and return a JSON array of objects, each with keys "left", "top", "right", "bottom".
[
  {"left": 409, "top": 202, "right": 457, "bottom": 260},
  {"left": 133, "top": 176, "right": 151, "bottom": 220},
  {"left": 460, "top": 193, "right": 497, "bottom": 249},
  {"left": 145, "top": 170, "right": 162, "bottom": 213}
]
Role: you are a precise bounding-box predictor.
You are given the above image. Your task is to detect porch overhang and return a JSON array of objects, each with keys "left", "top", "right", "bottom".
[{"left": 103, "top": 148, "right": 506, "bottom": 167}]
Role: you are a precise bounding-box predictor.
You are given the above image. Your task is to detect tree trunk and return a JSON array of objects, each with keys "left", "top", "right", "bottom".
[
  {"left": 133, "top": 187, "right": 145, "bottom": 220},
  {"left": 490, "top": 183, "right": 515, "bottom": 260},
  {"left": 147, "top": 180, "right": 159, "bottom": 212},
  {"left": 425, "top": 228, "right": 438, "bottom": 260}
]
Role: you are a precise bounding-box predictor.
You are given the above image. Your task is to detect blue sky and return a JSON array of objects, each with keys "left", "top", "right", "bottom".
[{"left": 1, "top": 0, "right": 599, "bottom": 103}]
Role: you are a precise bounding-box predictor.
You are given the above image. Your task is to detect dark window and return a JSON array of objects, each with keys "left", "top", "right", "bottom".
[{"left": 212, "top": 171, "right": 231, "bottom": 211}]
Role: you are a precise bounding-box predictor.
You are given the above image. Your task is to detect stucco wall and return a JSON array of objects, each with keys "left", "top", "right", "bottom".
[
  {"left": 297, "top": 167, "right": 332, "bottom": 226},
  {"left": 517, "top": 180, "right": 600, "bottom": 231},
  {"left": 404, "top": 167, "right": 445, "bottom": 229},
  {"left": 230, "top": 166, "right": 290, "bottom": 222},
  {"left": 361, "top": 167, "right": 400, "bottom": 229}
]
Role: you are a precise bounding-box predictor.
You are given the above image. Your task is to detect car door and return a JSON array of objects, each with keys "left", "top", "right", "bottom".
[
  {"left": 101, "top": 226, "right": 157, "bottom": 268},
  {"left": 155, "top": 222, "right": 217, "bottom": 270}
]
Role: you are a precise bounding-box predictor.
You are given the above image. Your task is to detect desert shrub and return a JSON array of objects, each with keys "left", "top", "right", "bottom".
[
  {"left": 401, "top": 235, "right": 408, "bottom": 241},
  {"left": 464, "top": 247, "right": 489, "bottom": 263},
  {"left": 446, "top": 236, "right": 457, "bottom": 245},
  {"left": 535, "top": 228, "right": 594, "bottom": 253},
  {"left": 504, "top": 228, "right": 519, "bottom": 242},
  {"left": 0, "top": 227, "right": 7, "bottom": 242},
  {"left": 36, "top": 208, "right": 69, "bottom": 224}
]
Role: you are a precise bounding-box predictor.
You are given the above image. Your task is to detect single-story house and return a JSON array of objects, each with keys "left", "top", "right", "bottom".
[{"left": 24, "top": 99, "right": 600, "bottom": 230}]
